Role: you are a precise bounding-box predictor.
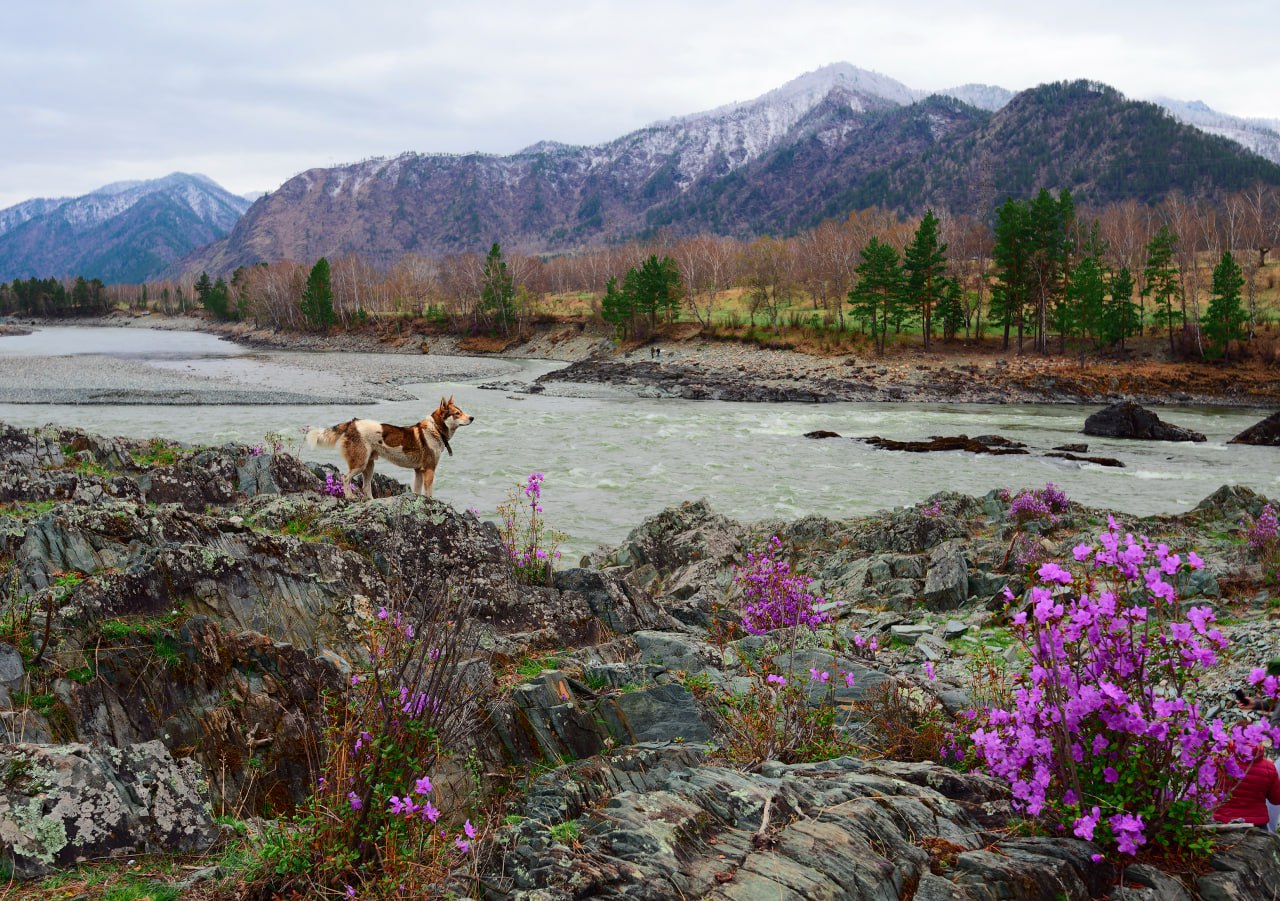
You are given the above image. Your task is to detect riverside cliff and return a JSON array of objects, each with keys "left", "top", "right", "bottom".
[{"left": 1, "top": 421, "right": 1278, "bottom": 898}]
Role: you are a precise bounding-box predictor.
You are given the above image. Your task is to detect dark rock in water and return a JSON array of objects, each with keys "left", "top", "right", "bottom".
[
  {"left": 1044, "top": 451, "right": 1125, "bottom": 468},
  {"left": 1054, "top": 443, "right": 1089, "bottom": 452},
  {"left": 860, "top": 434, "right": 1030, "bottom": 455},
  {"left": 973, "top": 435, "right": 1028, "bottom": 449},
  {"left": 804, "top": 429, "right": 843, "bottom": 439},
  {"left": 1229, "top": 410, "right": 1280, "bottom": 446},
  {"left": 0, "top": 740, "right": 218, "bottom": 879},
  {"left": 1082, "top": 401, "right": 1206, "bottom": 442}
]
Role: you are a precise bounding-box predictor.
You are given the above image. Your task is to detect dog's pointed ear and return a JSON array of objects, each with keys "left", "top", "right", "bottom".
[
  {"left": 439, "top": 396, "right": 447, "bottom": 408},
  {"left": 448, "top": 394, "right": 454, "bottom": 405}
]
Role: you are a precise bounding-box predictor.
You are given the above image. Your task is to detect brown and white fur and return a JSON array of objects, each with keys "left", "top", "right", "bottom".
[{"left": 305, "top": 396, "right": 474, "bottom": 498}]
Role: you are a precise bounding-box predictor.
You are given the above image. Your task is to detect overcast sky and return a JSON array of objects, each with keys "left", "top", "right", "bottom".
[{"left": 2, "top": 0, "right": 1276, "bottom": 209}]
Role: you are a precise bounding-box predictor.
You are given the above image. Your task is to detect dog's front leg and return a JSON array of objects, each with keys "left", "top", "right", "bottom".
[
  {"left": 419, "top": 468, "right": 435, "bottom": 498},
  {"left": 413, "top": 469, "right": 424, "bottom": 495}
]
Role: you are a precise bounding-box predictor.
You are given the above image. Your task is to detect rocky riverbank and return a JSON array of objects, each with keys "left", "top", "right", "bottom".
[
  {"left": 8, "top": 311, "right": 1280, "bottom": 407},
  {"left": 2, "top": 420, "right": 1279, "bottom": 897},
  {"left": 0, "top": 314, "right": 527, "bottom": 404}
]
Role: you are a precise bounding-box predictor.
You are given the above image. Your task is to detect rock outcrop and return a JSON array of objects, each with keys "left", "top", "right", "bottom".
[
  {"left": 1083, "top": 401, "right": 1207, "bottom": 442},
  {"left": 3, "top": 421, "right": 1277, "bottom": 892},
  {"left": 487, "top": 743, "right": 1280, "bottom": 901}
]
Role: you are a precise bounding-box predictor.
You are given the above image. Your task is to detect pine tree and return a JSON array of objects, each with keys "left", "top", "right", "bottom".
[
  {"left": 902, "top": 209, "right": 949, "bottom": 351},
  {"left": 847, "top": 237, "right": 904, "bottom": 355},
  {"left": 204, "top": 277, "right": 231, "bottom": 321},
  {"left": 935, "top": 280, "right": 965, "bottom": 342},
  {"left": 300, "top": 258, "right": 336, "bottom": 330},
  {"left": 1143, "top": 225, "right": 1181, "bottom": 358},
  {"left": 1063, "top": 255, "right": 1107, "bottom": 347},
  {"left": 600, "top": 275, "right": 632, "bottom": 339},
  {"left": 480, "top": 242, "right": 516, "bottom": 336},
  {"left": 991, "top": 199, "right": 1032, "bottom": 352},
  {"left": 1104, "top": 267, "right": 1138, "bottom": 349},
  {"left": 194, "top": 271, "right": 212, "bottom": 307},
  {"left": 1204, "top": 250, "right": 1247, "bottom": 360}
]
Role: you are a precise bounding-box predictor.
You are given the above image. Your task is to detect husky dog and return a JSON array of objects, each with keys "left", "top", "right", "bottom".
[{"left": 306, "top": 396, "right": 474, "bottom": 498}]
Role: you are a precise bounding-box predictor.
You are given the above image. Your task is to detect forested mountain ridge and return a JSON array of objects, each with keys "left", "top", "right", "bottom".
[
  {"left": 0, "top": 174, "right": 251, "bottom": 284},
  {"left": 186, "top": 73, "right": 1280, "bottom": 274}
]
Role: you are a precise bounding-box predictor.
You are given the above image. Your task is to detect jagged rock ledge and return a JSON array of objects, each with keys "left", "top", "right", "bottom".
[{"left": 1, "top": 421, "right": 1278, "bottom": 895}]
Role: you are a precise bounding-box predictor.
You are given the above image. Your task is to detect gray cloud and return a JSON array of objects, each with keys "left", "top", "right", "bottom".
[{"left": 1, "top": 0, "right": 1276, "bottom": 208}]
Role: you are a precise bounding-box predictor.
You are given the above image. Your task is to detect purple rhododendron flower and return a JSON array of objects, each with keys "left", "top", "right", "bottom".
[
  {"left": 1073, "top": 806, "right": 1102, "bottom": 840},
  {"left": 966, "top": 523, "right": 1280, "bottom": 857}
]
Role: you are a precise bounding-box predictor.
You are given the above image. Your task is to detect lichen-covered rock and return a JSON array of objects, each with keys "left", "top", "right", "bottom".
[
  {"left": 553, "top": 568, "right": 675, "bottom": 634},
  {"left": 851, "top": 506, "right": 970, "bottom": 555},
  {"left": 61, "top": 616, "right": 345, "bottom": 814},
  {"left": 488, "top": 746, "right": 1020, "bottom": 900},
  {"left": 922, "top": 539, "right": 969, "bottom": 611},
  {"left": 600, "top": 498, "right": 744, "bottom": 572},
  {"left": 0, "top": 740, "right": 218, "bottom": 880}
]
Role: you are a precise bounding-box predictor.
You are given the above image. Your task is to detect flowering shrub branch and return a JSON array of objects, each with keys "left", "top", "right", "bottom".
[
  {"left": 696, "top": 536, "right": 859, "bottom": 768},
  {"left": 968, "top": 516, "right": 1280, "bottom": 858},
  {"left": 1246, "top": 502, "right": 1279, "bottom": 585},
  {"left": 497, "top": 472, "right": 565, "bottom": 586},
  {"left": 256, "top": 574, "right": 487, "bottom": 896}
]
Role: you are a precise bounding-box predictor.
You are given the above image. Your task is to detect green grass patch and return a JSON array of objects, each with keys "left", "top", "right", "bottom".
[
  {"left": 102, "top": 881, "right": 181, "bottom": 901},
  {"left": 515, "top": 654, "right": 563, "bottom": 679},
  {"left": 132, "top": 439, "right": 181, "bottom": 468},
  {"left": 1, "top": 499, "right": 59, "bottom": 519},
  {"left": 97, "top": 612, "right": 186, "bottom": 644},
  {"left": 11, "top": 690, "right": 57, "bottom": 715},
  {"left": 547, "top": 819, "right": 582, "bottom": 845}
]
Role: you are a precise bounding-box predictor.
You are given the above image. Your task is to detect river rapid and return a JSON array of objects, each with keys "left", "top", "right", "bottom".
[{"left": 0, "top": 326, "right": 1276, "bottom": 559}]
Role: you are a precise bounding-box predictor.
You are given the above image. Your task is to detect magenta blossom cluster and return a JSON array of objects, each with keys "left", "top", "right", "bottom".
[
  {"left": 1009, "top": 482, "right": 1070, "bottom": 525},
  {"left": 968, "top": 518, "right": 1280, "bottom": 856},
  {"left": 806, "top": 667, "right": 857, "bottom": 689},
  {"left": 850, "top": 632, "right": 880, "bottom": 658},
  {"left": 322, "top": 472, "right": 346, "bottom": 497},
  {"left": 1247, "top": 504, "right": 1278, "bottom": 554},
  {"left": 385, "top": 774, "right": 478, "bottom": 853},
  {"left": 735, "top": 536, "right": 828, "bottom": 636},
  {"left": 523, "top": 472, "right": 545, "bottom": 508}
]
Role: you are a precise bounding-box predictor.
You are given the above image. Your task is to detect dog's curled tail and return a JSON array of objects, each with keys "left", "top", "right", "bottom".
[{"left": 306, "top": 421, "right": 348, "bottom": 449}]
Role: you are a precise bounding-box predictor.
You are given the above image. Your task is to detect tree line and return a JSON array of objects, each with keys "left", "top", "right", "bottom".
[
  {"left": 5, "top": 184, "right": 1280, "bottom": 360},
  {"left": 0, "top": 275, "right": 111, "bottom": 317}
]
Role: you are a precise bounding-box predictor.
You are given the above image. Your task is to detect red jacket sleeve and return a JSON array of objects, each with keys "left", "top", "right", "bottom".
[{"left": 1267, "top": 760, "right": 1280, "bottom": 806}]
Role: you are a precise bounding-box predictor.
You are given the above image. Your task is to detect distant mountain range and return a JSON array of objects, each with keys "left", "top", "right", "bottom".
[
  {"left": 4, "top": 63, "right": 1280, "bottom": 283},
  {"left": 188, "top": 66, "right": 1280, "bottom": 273},
  {"left": 0, "top": 174, "right": 251, "bottom": 284}
]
